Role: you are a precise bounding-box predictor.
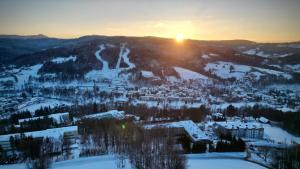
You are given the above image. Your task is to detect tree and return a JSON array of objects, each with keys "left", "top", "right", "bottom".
[
  {"left": 178, "top": 135, "right": 191, "bottom": 153},
  {"left": 226, "top": 105, "right": 237, "bottom": 117},
  {"left": 62, "top": 135, "right": 72, "bottom": 160},
  {"left": 26, "top": 138, "right": 53, "bottom": 169},
  {"left": 192, "top": 142, "right": 207, "bottom": 153},
  {"left": 273, "top": 145, "right": 300, "bottom": 169}
]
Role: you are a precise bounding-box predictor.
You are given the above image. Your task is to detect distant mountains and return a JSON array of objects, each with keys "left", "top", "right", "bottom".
[
  {"left": 0, "top": 34, "right": 299, "bottom": 84},
  {"left": 0, "top": 34, "right": 49, "bottom": 39}
]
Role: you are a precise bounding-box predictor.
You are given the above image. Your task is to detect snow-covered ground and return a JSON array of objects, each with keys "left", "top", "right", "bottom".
[
  {"left": 18, "top": 97, "right": 72, "bottom": 112},
  {"left": 0, "top": 155, "right": 131, "bottom": 169},
  {"left": 263, "top": 123, "right": 300, "bottom": 144},
  {"left": 242, "top": 48, "right": 292, "bottom": 58},
  {"left": 141, "top": 70, "right": 155, "bottom": 78},
  {"left": 187, "top": 158, "right": 266, "bottom": 169},
  {"left": 51, "top": 56, "right": 77, "bottom": 64},
  {"left": 85, "top": 44, "right": 135, "bottom": 82},
  {"left": 174, "top": 67, "right": 209, "bottom": 80},
  {"left": 204, "top": 61, "right": 292, "bottom": 80},
  {"left": 13, "top": 64, "right": 43, "bottom": 89},
  {"left": 0, "top": 154, "right": 266, "bottom": 169}
]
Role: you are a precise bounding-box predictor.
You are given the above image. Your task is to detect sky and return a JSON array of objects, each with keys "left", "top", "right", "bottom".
[{"left": 0, "top": 0, "right": 299, "bottom": 42}]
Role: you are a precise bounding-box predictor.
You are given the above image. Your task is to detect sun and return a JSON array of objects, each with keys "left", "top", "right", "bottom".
[{"left": 176, "top": 33, "right": 184, "bottom": 43}]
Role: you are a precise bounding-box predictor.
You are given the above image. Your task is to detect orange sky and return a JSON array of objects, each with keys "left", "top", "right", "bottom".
[{"left": 0, "top": 0, "right": 299, "bottom": 42}]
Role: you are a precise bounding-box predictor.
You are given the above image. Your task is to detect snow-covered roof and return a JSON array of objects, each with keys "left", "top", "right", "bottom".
[
  {"left": 216, "top": 121, "right": 263, "bottom": 130},
  {"left": 18, "top": 112, "right": 69, "bottom": 124},
  {"left": 0, "top": 126, "right": 77, "bottom": 142},
  {"left": 141, "top": 70, "right": 155, "bottom": 78},
  {"left": 258, "top": 117, "right": 269, "bottom": 123},
  {"left": 144, "top": 120, "right": 210, "bottom": 142},
  {"left": 80, "top": 110, "right": 125, "bottom": 121}
]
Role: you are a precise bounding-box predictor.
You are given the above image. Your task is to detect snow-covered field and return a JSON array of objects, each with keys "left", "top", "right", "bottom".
[
  {"left": 263, "top": 123, "right": 300, "bottom": 144},
  {"left": 0, "top": 154, "right": 266, "bottom": 169},
  {"left": 204, "top": 61, "right": 292, "bottom": 80}
]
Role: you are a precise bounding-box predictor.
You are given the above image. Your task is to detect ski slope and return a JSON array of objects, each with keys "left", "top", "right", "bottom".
[
  {"left": 174, "top": 67, "right": 208, "bottom": 80},
  {"left": 95, "top": 44, "right": 109, "bottom": 71}
]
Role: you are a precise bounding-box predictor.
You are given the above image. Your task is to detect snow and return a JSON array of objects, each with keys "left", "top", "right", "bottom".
[
  {"left": 51, "top": 56, "right": 77, "bottom": 64},
  {"left": 188, "top": 159, "right": 266, "bottom": 169},
  {"left": 78, "top": 110, "right": 125, "bottom": 121},
  {"left": 0, "top": 155, "right": 131, "bottom": 169},
  {"left": 116, "top": 44, "right": 135, "bottom": 70},
  {"left": 254, "top": 67, "right": 292, "bottom": 80},
  {"left": 288, "top": 43, "right": 300, "bottom": 48},
  {"left": 258, "top": 117, "right": 269, "bottom": 124},
  {"left": 243, "top": 48, "right": 258, "bottom": 55},
  {"left": 85, "top": 44, "right": 135, "bottom": 81},
  {"left": 18, "top": 97, "right": 72, "bottom": 112},
  {"left": 215, "top": 121, "right": 263, "bottom": 130},
  {"left": 18, "top": 112, "right": 69, "bottom": 124},
  {"left": 262, "top": 124, "right": 300, "bottom": 144},
  {"left": 186, "top": 152, "right": 246, "bottom": 159},
  {"left": 0, "top": 76, "right": 15, "bottom": 82},
  {"left": 204, "top": 61, "right": 292, "bottom": 80},
  {"left": 144, "top": 120, "right": 209, "bottom": 142},
  {"left": 242, "top": 48, "right": 292, "bottom": 58},
  {"left": 18, "top": 116, "right": 43, "bottom": 123},
  {"left": 141, "top": 70, "right": 154, "bottom": 78},
  {"left": 15, "top": 64, "right": 43, "bottom": 88},
  {"left": 49, "top": 112, "right": 69, "bottom": 122},
  {"left": 284, "top": 64, "right": 300, "bottom": 73},
  {"left": 0, "top": 154, "right": 266, "bottom": 169},
  {"left": 174, "top": 67, "right": 208, "bottom": 80},
  {"left": 201, "top": 54, "right": 210, "bottom": 59},
  {"left": 204, "top": 62, "right": 251, "bottom": 80},
  {"left": 95, "top": 44, "right": 109, "bottom": 71},
  {"left": 256, "top": 51, "right": 271, "bottom": 58},
  {"left": 0, "top": 126, "right": 77, "bottom": 142}
]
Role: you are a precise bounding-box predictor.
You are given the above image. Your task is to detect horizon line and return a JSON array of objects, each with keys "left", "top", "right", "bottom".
[{"left": 0, "top": 33, "right": 299, "bottom": 44}]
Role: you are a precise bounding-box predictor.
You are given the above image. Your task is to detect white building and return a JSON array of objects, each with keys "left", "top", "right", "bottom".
[{"left": 215, "top": 121, "right": 264, "bottom": 139}]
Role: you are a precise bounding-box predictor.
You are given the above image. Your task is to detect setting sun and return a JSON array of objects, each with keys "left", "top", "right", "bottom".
[{"left": 176, "top": 33, "right": 184, "bottom": 43}]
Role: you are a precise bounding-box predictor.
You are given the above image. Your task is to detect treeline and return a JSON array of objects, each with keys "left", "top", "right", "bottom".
[
  {"left": 273, "top": 145, "right": 300, "bottom": 169},
  {"left": 117, "top": 104, "right": 210, "bottom": 123},
  {"left": 240, "top": 105, "right": 300, "bottom": 136},
  {"left": 0, "top": 133, "right": 72, "bottom": 167},
  {"left": 177, "top": 133, "right": 245, "bottom": 154},
  {"left": 219, "top": 104, "right": 300, "bottom": 136},
  {"left": 78, "top": 118, "right": 187, "bottom": 169},
  {"left": 214, "top": 134, "right": 246, "bottom": 152}
]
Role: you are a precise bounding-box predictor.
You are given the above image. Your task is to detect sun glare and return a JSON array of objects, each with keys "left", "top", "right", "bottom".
[{"left": 176, "top": 33, "right": 184, "bottom": 43}]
